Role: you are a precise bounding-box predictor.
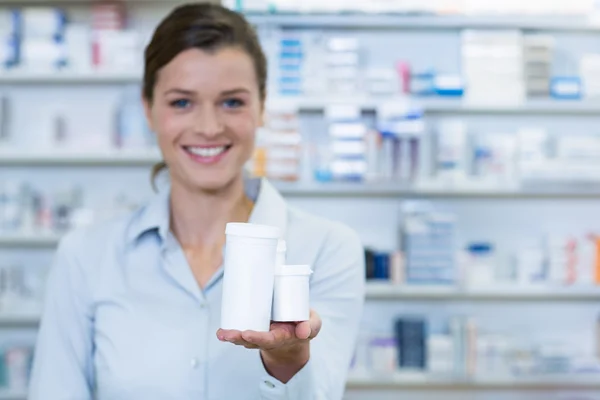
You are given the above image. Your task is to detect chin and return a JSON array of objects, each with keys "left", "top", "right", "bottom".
[{"left": 190, "top": 172, "right": 241, "bottom": 193}]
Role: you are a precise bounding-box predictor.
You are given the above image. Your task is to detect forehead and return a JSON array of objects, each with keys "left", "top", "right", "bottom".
[{"left": 155, "top": 47, "right": 258, "bottom": 93}]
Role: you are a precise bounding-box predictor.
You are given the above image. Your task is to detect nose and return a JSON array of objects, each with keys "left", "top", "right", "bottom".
[{"left": 194, "top": 104, "right": 224, "bottom": 138}]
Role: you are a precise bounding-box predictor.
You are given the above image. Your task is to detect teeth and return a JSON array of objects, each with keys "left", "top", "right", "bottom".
[{"left": 187, "top": 146, "right": 227, "bottom": 157}]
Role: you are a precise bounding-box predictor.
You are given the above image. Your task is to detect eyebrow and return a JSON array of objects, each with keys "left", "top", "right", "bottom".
[
  {"left": 164, "top": 88, "right": 195, "bottom": 96},
  {"left": 221, "top": 88, "right": 251, "bottom": 96},
  {"left": 163, "top": 87, "right": 251, "bottom": 97}
]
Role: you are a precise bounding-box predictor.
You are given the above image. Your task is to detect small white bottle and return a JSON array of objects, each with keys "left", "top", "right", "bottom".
[{"left": 272, "top": 264, "right": 312, "bottom": 322}]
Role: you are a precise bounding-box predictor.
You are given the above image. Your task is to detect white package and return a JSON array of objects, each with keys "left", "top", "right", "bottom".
[
  {"left": 329, "top": 123, "right": 366, "bottom": 139},
  {"left": 221, "top": 223, "right": 280, "bottom": 332},
  {"left": 65, "top": 25, "right": 92, "bottom": 71},
  {"left": 272, "top": 265, "right": 312, "bottom": 322}
]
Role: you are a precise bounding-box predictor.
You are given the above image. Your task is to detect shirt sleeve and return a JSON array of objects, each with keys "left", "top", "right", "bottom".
[
  {"left": 29, "top": 233, "right": 95, "bottom": 400},
  {"left": 258, "top": 223, "right": 366, "bottom": 400}
]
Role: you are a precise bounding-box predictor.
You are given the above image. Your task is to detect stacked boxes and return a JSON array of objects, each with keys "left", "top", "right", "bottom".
[
  {"left": 326, "top": 37, "right": 361, "bottom": 95},
  {"left": 326, "top": 105, "right": 368, "bottom": 181},
  {"left": 462, "top": 30, "right": 525, "bottom": 105},
  {"left": 251, "top": 105, "right": 302, "bottom": 181},
  {"left": 402, "top": 203, "right": 457, "bottom": 285},
  {"left": 523, "top": 35, "right": 554, "bottom": 98}
]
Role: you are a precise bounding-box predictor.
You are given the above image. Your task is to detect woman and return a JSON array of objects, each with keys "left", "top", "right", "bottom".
[{"left": 29, "top": 3, "right": 365, "bottom": 400}]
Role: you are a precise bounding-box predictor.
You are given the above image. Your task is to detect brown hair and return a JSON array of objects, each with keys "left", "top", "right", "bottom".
[{"left": 144, "top": 3, "right": 268, "bottom": 185}]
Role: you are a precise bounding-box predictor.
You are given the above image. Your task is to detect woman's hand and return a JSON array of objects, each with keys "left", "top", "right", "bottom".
[{"left": 217, "top": 309, "right": 322, "bottom": 383}]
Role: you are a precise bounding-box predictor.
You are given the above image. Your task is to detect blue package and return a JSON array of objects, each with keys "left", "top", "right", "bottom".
[
  {"left": 279, "top": 76, "right": 302, "bottom": 84},
  {"left": 434, "top": 74, "right": 464, "bottom": 97},
  {"left": 373, "top": 252, "right": 390, "bottom": 280},
  {"left": 1, "top": 35, "right": 19, "bottom": 68},
  {"left": 314, "top": 169, "right": 333, "bottom": 182},
  {"left": 550, "top": 76, "right": 582, "bottom": 100},
  {"left": 279, "top": 51, "right": 303, "bottom": 60},
  {"left": 9, "top": 9, "right": 21, "bottom": 36},
  {"left": 435, "top": 87, "right": 464, "bottom": 97},
  {"left": 280, "top": 38, "right": 302, "bottom": 47}
]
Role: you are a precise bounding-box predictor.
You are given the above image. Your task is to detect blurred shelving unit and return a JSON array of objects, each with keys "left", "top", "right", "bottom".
[{"left": 3, "top": 4, "right": 600, "bottom": 400}]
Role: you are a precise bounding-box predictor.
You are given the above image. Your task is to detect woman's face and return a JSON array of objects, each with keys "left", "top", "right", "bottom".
[{"left": 144, "top": 47, "right": 263, "bottom": 192}]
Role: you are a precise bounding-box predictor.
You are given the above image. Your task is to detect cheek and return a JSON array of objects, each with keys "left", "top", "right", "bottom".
[
  {"left": 154, "top": 108, "right": 188, "bottom": 143},
  {"left": 226, "top": 114, "right": 257, "bottom": 146}
]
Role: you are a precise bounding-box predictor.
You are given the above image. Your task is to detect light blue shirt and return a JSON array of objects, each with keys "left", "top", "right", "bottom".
[{"left": 29, "top": 178, "right": 365, "bottom": 400}]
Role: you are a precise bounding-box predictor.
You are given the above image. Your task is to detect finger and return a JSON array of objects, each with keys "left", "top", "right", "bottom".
[
  {"left": 219, "top": 329, "right": 245, "bottom": 343},
  {"left": 295, "top": 310, "right": 322, "bottom": 340},
  {"left": 227, "top": 336, "right": 258, "bottom": 348},
  {"left": 242, "top": 330, "right": 277, "bottom": 349},
  {"left": 309, "top": 310, "right": 322, "bottom": 339},
  {"left": 295, "top": 321, "right": 311, "bottom": 340},
  {"left": 243, "top": 324, "right": 295, "bottom": 349}
]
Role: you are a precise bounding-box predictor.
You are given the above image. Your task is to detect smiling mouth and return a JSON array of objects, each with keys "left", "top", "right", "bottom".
[{"left": 183, "top": 145, "right": 233, "bottom": 164}]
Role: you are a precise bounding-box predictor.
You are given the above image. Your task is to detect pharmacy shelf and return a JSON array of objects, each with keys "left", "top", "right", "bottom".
[
  {"left": 248, "top": 13, "right": 600, "bottom": 32},
  {"left": 0, "top": 314, "right": 40, "bottom": 327},
  {"left": 0, "top": 149, "right": 161, "bottom": 166},
  {"left": 269, "top": 96, "right": 600, "bottom": 114},
  {"left": 346, "top": 372, "right": 600, "bottom": 390},
  {"left": 0, "top": 391, "right": 26, "bottom": 400},
  {"left": 366, "top": 283, "right": 600, "bottom": 301},
  {"left": 0, "top": 70, "right": 141, "bottom": 84},
  {"left": 0, "top": 234, "right": 61, "bottom": 248},
  {"left": 273, "top": 182, "right": 600, "bottom": 198}
]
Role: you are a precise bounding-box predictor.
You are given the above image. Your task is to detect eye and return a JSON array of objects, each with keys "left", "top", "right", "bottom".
[
  {"left": 223, "top": 98, "right": 244, "bottom": 109},
  {"left": 170, "top": 99, "right": 191, "bottom": 109}
]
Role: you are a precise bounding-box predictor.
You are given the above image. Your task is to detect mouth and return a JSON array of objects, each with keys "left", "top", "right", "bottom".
[{"left": 183, "top": 144, "right": 233, "bottom": 165}]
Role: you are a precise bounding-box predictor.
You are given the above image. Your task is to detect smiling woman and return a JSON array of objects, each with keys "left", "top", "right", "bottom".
[{"left": 28, "top": 4, "right": 365, "bottom": 400}]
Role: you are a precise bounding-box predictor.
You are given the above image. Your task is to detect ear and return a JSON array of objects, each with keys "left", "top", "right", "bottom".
[
  {"left": 142, "top": 95, "right": 155, "bottom": 132},
  {"left": 258, "top": 95, "right": 266, "bottom": 128}
]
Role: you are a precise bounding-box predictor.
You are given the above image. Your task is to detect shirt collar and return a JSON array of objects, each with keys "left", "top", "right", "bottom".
[{"left": 126, "top": 177, "right": 287, "bottom": 244}]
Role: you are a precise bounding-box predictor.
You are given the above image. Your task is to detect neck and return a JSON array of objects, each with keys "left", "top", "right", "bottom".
[{"left": 169, "top": 175, "right": 252, "bottom": 248}]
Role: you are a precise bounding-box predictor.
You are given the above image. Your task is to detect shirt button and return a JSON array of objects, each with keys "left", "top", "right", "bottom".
[
  {"left": 264, "top": 381, "right": 275, "bottom": 389},
  {"left": 200, "top": 303, "right": 207, "bottom": 309},
  {"left": 190, "top": 358, "right": 199, "bottom": 369}
]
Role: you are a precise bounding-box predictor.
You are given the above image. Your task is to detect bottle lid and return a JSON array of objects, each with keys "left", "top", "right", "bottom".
[
  {"left": 225, "top": 223, "right": 280, "bottom": 239},
  {"left": 275, "top": 264, "right": 313, "bottom": 276}
]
